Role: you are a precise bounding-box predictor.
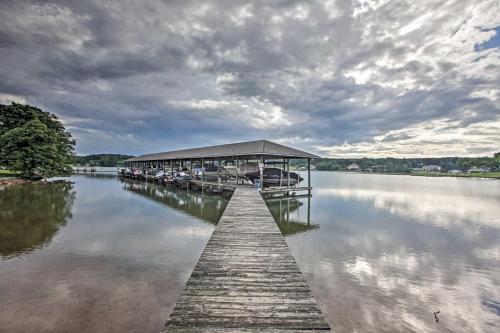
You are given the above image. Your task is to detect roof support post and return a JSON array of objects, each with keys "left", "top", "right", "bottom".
[
  {"left": 287, "top": 158, "right": 290, "bottom": 190},
  {"left": 201, "top": 157, "right": 205, "bottom": 184},
  {"left": 260, "top": 156, "right": 264, "bottom": 190},
  {"left": 281, "top": 158, "right": 285, "bottom": 187},
  {"left": 217, "top": 158, "right": 221, "bottom": 188},
  {"left": 236, "top": 156, "right": 239, "bottom": 184}
]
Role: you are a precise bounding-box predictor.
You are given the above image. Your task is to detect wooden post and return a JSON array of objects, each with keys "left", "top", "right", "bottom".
[
  {"left": 282, "top": 158, "right": 286, "bottom": 187},
  {"left": 280, "top": 164, "right": 283, "bottom": 187},
  {"left": 235, "top": 156, "right": 239, "bottom": 184},
  {"left": 287, "top": 158, "right": 290, "bottom": 190},
  {"left": 307, "top": 158, "right": 311, "bottom": 195},
  {"left": 260, "top": 156, "right": 264, "bottom": 190},
  {"left": 202, "top": 158, "right": 205, "bottom": 183},
  {"left": 217, "top": 158, "right": 221, "bottom": 189}
]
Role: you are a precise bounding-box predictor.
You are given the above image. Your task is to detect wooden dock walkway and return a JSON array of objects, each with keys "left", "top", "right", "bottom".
[{"left": 164, "top": 187, "right": 331, "bottom": 332}]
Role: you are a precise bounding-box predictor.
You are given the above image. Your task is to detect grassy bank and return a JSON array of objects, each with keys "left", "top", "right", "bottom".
[
  {"left": 0, "top": 170, "right": 21, "bottom": 177},
  {"left": 411, "top": 171, "right": 500, "bottom": 179}
]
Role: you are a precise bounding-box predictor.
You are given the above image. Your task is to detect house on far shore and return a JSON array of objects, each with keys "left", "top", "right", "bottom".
[
  {"left": 448, "top": 169, "right": 462, "bottom": 174},
  {"left": 467, "top": 166, "right": 489, "bottom": 173},
  {"left": 347, "top": 163, "right": 360, "bottom": 171},
  {"left": 423, "top": 165, "right": 441, "bottom": 172}
]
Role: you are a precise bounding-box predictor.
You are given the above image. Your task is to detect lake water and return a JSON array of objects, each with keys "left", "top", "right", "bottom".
[{"left": 0, "top": 172, "right": 499, "bottom": 332}]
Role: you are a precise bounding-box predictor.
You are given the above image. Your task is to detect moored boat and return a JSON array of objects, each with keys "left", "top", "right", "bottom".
[{"left": 245, "top": 167, "right": 303, "bottom": 187}]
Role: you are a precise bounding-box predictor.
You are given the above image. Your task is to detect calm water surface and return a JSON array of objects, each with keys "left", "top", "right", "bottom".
[
  {"left": 272, "top": 172, "right": 500, "bottom": 333},
  {"left": 0, "top": 172, "right": 499, "bottom": 332},
  {"left": 0, "top": 175, "right": 227, "bottom": 333}
]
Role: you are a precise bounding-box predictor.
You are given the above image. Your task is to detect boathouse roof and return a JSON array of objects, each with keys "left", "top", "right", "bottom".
[{"left": 125, "top": 140, "right": 319, "bottom": 162}]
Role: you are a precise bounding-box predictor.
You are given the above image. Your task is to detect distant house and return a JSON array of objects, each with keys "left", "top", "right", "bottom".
[
  {"left": 467, "top": 166, "right": 489, "bottom": 173},
  {"left": 448, "top": 169, "right": 462, "bottom": 174},
  {"left": 422, "top": 165, "right": 441, "bottom": 172},
  {"left": 347, "top": 163, "right": 360, "bottom": 171}
]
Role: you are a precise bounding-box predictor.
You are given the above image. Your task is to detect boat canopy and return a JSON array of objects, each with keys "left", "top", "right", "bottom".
[{"left": 125, "top": 140, "right": 319, "bottom": 163}]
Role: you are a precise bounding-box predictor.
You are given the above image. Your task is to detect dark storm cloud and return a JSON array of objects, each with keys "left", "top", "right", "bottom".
[{"left": 0, "top": 0, "right": 498, "bottom": 156}]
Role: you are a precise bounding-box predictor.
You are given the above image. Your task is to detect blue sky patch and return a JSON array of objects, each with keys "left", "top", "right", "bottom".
[{"left": 474, "top": 26, "right": 500, "bottom": 51}]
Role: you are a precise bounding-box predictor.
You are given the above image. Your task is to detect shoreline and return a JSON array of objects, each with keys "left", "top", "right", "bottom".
[
  {"left": 0, "top": 178, "right": 32, "bottom": 187},
  {"left": 311, "top": 170, "right": 500, "bottom": 179}
]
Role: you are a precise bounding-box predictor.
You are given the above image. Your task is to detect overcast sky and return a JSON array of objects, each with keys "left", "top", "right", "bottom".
[{"left": 0, "top": 0, "right": 499, "bottom": 157}]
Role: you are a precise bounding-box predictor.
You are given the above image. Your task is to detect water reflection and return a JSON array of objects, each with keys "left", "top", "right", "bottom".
[
  {"left": 0, "top": 175, "right": 218, "bottom": 333},
  {"left": 265, "top": 196, "right": 319, "bottom": 236},
  {"left": 280, "top": 172, "right": 500, "bottom": 333},
  {"left": 317, "top": 187, "right": 500, "bottom": 230},
  {"left": 119, "top": 179, "right": 229, "bottom": 224},
  {"left": 0, "top": 181, "right": 75, "bottom": 258},
  {"left": 1, "top": 172, "right": 498, "bottom": 333}
]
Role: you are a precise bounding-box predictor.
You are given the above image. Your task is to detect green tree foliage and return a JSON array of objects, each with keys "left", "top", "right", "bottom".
[
  {"left": 0, "top": 103, "right": 75, "bottom": 179},
  {"left": 313, "top": 155, "right": 499, "bottom": 173},
  {"left": 74, "top": 154, "right": 134, "bottom": 167}
]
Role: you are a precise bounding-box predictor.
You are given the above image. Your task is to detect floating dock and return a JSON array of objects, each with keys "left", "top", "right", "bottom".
[{"left": 163, "top": 187, "right": 331, "bottom": 332}]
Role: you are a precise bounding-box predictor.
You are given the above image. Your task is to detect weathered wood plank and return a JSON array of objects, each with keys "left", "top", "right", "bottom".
[{"left": 163, "top": 187, "right": 331, "bottom": 332}]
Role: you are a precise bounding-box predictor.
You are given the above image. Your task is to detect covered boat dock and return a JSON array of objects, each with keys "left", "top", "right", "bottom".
[
  {"left": 124, "top": 140, "right": 331, "bottom": 331},
  {"left": 124, "top": 140, "right": 319, "bottom": 196}
]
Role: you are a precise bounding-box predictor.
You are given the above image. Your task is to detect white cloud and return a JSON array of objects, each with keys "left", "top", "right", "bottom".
[
  {"left": 318, "top": 118, "right": 500, "bottom": 157},
  {"left": 169, "top": 97, "right": 292, "bottom": 129},
  {"left": 0, "top": 94, "right": 26, "bottom": 104},
  {"left": 0, "top": 0, "right": 498, "bottom": 156}
]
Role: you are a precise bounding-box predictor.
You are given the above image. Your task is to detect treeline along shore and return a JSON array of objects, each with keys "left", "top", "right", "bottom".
[
  {"left": 74, "top": 154, "right": 134, "bottom": 167},
  {"left": 290, "top": 152, "right": 500, "bottom": 177},
  {"left": 73, "top": 152, "right": 500, "bottom": 179}
]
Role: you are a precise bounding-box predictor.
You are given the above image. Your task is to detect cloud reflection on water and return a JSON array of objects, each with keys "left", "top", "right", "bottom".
[
  {"left": 316, "top": 187, "right": 500, "bottom": 230},
  {"left": 0, "top": 175, "right": 225, "bottom": 333},
  {"left": 284, "top": 173, "right": 500, "bottom": 333}
]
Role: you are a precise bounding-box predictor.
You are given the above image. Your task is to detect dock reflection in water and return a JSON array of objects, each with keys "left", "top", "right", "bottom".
[
  {"left": 265, "top": 196, "right": 319, "bottom": 236},
  {"left": 1, "top": 172, "right": 498, "bottom": 333},
  {"left": 283, "top": 172, "right": 500, "bottom": 333},
  {"left": 0, "top": 175, "right": 226, "bottom": 333},
  {"left": 119, "top": 179, "right": 229, "bottom": 225}
]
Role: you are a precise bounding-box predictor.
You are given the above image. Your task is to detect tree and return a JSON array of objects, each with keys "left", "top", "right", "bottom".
[{"left": 0, "top": 103, "right": 75, "bottom": 179}]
